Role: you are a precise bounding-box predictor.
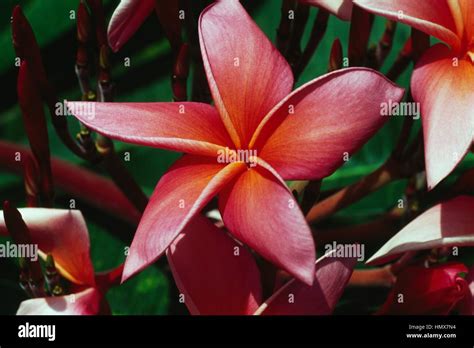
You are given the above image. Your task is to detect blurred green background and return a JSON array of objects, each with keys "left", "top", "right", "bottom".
[{"left": 0, "top": 0, "right": 472, "bottom": 315}]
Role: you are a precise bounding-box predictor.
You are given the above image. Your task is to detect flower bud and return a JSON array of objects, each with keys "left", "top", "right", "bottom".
[{"left": 377, "top": 261, "right": 469, "bottom": 315}]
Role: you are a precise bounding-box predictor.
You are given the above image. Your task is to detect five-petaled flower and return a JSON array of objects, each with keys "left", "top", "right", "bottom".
[{"left": 68, "top": 0, "right": 404, "bottom": 285}]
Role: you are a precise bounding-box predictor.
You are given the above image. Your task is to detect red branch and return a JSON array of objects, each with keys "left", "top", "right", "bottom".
[{"left": 0, "top": 140, "right": 141, "bottom": 225}]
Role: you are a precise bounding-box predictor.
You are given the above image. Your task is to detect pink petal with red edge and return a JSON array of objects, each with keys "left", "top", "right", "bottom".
[
  {"left": 300, "top": 0, "right": 353, "bottom": 21},
  {"left": 65, "top": 102, "right": 233, "bottom": 157},
  {"left": 199, "top": 0, "right": 293, "bottom": 147},
  {"left": 251, "top": 68, "right": 404, "bottom": 181},
  {"left": 107, "top": 0, "right": 155, "bottom": 52},
  {"left": 412, "top": 44, "right": 474, "bottom": 189},
  {"left": 377, "top": 262, "right": 469, "bottom": 315},
  {"left": 257, "top": 250, "right": 357, "bottom": 315},
  {"left": 219, "top": 164, "right": 316, "bottom": 285},
  {"left": 368, "top": 196, "right": 474, "bottom": 265},
  {"left": 0, "top": 208, "right": 94, "bottom": 286},
  {"left": 167, "top": 215, "right": 261, "bottom": 315},
  {"left": 353, "top": 0, "right": 461, "bottom": 51},
  {"left": 122, "top": 155, "right": 246, "bottom": 282},
  {"left": 17, "top": 288, "right": 102, "bottom": 315}
]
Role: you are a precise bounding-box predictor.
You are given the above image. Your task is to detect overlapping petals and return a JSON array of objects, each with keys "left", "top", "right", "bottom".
[
  {"left": 251, "top": 68, "right": 404, "bottom": 180},
  {"left": 412, "top": 45, "right": 474, "bottom": 189},
  {"left": 167, "top": 219, "right": 356, "bottom": 315},
  {"left": 68, "top": 0, "right": 403, "bottom": 287},
  {"left": 0, "top": 208, "right": 94, "bottom": 286},
  {"left": 166, "top": 215, "right": 262, "bottom": 315},
  {"left": 258, "top": 250, "right": 357, "bottom": 315},
  {"left": 354, "top": 0, "right": 474, "bottom": 189},
  {"left": 219, "top": 163, "right": 316, "bottom": 285},
  {"left": 199, "top": 0, "right": 294, "bottom": 147},
  {"left": 353, "top": 0, "right": 460, "bottom": 51},
  {"left": 122, "top": 156, "right": 246, "bottom": 281},
  {"left": 0, "top": 208, "right": 121, "bottom": 315}
]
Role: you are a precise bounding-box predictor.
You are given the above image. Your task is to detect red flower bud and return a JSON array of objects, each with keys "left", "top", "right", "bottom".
[
  {"left": 172, "top": 43, "right": 190, "bottom": 102},
  {"left": 378, "top": 262, "right": 469, "bottom": 315},
  {"left": 17, "top": 61, "right": 54, "bottom": 205},
  {"left": 11, "top": 6, "right": 50, "bottom": 100}
]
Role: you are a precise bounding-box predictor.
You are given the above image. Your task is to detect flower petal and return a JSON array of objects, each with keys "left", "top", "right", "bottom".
[
  {"left": 17, "top": 288, "right": 102, "bottom": 315},
  {"left": 167, "top": 215, "right": 261, "bottom": 315},
  {"left": 65, "top": 102, "right": 233, "bottom": 157},
  {"left": 412, "top": 44, "right": 474, "bottom": 189},
  {"left": 464, "top": 265, "right": 474, "bottom": 314},
  {"left": 368, "top": 196, "right": 474, "bottom": 265},
  {"left": 252, "top": 68, "right": 404, "bottom": 180},
  {"left": 377, "top": 262, "right": 469, "bottom": 315},
  {"left": 459, "top": 0, "right": 474, "bottom": 42},
  {"left": 353, "top": 0, "right": 461, "bottom": 51},
  {"left": 107, "top": 0, "right": 155, "bottom": 52},
  {"left": 122, "top": 155, "right": 246, "bottom": 282},
  {"left": 219, "top": 164, "right": 316, "bottom": 285},
  {"left": 199, "top": 0, "right": 293, "bottom": 147},
  {"left": 300, "top": 0, "right": 353, "bottom": 20},
  {"left": 257, "top": 250, "right": 357, "bottom": 315},
  {"left": 0, "top": 208, "right": 94, "bottom": 286}
]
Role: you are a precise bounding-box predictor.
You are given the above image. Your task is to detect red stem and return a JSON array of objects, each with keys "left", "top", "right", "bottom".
[{"left": 0, "top": 140, "right": 141, "bottom": 225}]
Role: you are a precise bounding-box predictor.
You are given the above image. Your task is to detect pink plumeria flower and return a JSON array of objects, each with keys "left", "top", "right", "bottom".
[
  {"left": 0, "top": 208, "right": 121, "bottom": 315},
  {"left": 354, "top": 0, "right": 474, "bottom": 189},
  {"left": 68, "top": 0, "right": 404, "bottom": 285}
]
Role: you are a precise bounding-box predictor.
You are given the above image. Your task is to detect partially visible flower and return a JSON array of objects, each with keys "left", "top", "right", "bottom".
[
  {"left": 166, "top": 214, "right": 357, "bottom": 315},
  {"left": 368, "top": 196, "right": 474, "bottom": 265},
  {"left": 367, "top": 195, "right": 474, "bottom": 315},
  {"left": 300, "top": 0, "right": 353, "bottom": 20},
  {"left": 0, "top": 206, "right": 121, "bottom": 315},
  {"left": 68, "top": 0, "right": 404, "bottom": 285},
  {"left": 107, "top": 0, "right": 181, "bottom": 52},
  {"left": 354, "top": 0, "right": 474, "bottom": 189},
  {"left": 377, "top": 261, "right": 469, "bottom": 315}
]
